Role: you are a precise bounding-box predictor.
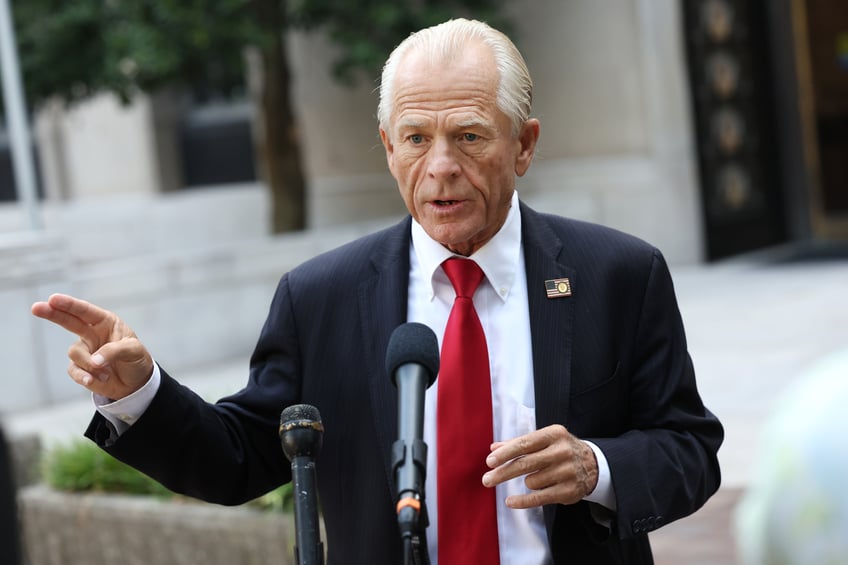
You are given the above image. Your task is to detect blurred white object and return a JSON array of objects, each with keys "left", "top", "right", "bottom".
[{"left": 735, "top": 349, "right": 848, "bottom": 564}]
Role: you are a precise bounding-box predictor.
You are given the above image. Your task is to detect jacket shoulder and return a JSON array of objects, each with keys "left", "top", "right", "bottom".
[
  {"left": 286, "top": 217, "right": 411, "bottom": 288},
  {"left": 526, "top": 206, "right": 661, "bottom": 266}
]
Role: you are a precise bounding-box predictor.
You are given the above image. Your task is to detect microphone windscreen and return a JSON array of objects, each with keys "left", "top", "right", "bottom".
[
  {"left": 280, "top": 403, "right": 322, "bottom": 427},
  {"left": 385, "top": 322, "right": 440, "bottom": 387}
]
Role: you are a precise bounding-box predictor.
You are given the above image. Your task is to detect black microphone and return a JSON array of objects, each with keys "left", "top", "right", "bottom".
[
  {"left": 386, "top": 322, "right": 439, "bottom": 561},
  {"left": 280, "top": 404, "right": 325, "bottom": 565}
]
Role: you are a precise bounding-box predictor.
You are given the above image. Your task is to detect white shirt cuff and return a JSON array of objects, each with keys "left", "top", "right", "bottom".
[
  {"left": 581, "top": 440, "right": 617, "bottom": 511},
  {"left": 93, "top": 362, "right": 162, "bottom": 436}
]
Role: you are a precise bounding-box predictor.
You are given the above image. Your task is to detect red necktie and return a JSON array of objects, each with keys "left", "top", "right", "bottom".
[{"left": 437, "top": 258, "right": 500, "bottom": 565}]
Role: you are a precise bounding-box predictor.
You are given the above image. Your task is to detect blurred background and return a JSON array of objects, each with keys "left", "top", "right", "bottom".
[{"left": 1, "top": 1, "right": 846, "bottom": 563}]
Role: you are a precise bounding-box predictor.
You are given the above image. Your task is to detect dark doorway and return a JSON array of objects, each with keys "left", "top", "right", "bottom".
[{"left": 683, "top": 0, "right": 788, "bottom": 260}]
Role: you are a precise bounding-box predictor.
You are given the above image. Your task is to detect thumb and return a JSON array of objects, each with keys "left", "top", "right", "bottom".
[{"left": 93, "top": 338, "right": 153, "bottom": 381}]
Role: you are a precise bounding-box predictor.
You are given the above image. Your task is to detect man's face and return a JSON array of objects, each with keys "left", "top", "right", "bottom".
[{"left": 380, "top": 43, "right": 539, "bottom": 256}]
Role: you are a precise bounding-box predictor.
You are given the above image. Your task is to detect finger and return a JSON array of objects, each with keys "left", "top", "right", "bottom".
[
  {"left": 487, "top": 436, "right": 539, "bottom": 469},
  {"left": 505, "top": 469, "right": 588, "bottom": 509},
  {"left": 506, "top": 489, "right": 550, "bottom": 509},
  {"left": 94, "top": 339, "right": 154, "bottom": 387},
  {"left": 484, "top": 453, "right": 539, "bottom": 487},
  {"left": 523, "top": 466, "right": 561, "bottom": 491},
  {"left": 487, "top": 425, "right": 565, "bottom": 468},
  {"left": 32, "top": 301, "right": 99, "bottom": 341},
  {"left": 68, "top": 362, "right": 130, "bottom": 400},
  {"left": 46, "top": 294, "right": 113, "bottom": 327},
  {"left": 67, "top": 342, "right": 111, "bottom": 382},
  {"left": 95, "top": 338, "right": 151, "bottom": 368},
  {"left": 68, "top": 361, "right": 99, "bottom": 389}
]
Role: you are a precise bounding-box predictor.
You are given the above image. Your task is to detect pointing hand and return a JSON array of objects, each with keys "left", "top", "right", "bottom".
[{"left": 31, "top": 294, "right": 154, "bottom": 400}]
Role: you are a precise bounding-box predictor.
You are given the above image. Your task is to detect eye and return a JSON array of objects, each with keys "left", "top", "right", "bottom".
[
  {"left": 462, "top": 133, "right": 479, "bottom": 142},
  {"left": 408, "top": 134, "right": 425, "bottom": 144}
]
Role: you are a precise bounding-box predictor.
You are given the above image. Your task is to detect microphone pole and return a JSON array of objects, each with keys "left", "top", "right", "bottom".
[
  {"left": 386, "top": 323, "right": 439, "bottom": 565},
  {"left": 280, "top": 404, "right": 325, "bottom": 565}
]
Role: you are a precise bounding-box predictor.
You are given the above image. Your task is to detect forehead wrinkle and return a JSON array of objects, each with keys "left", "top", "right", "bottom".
[
  {"left": 389, "top": 58, "right": 501, "bottom": 134},
  {"left": 391, "top": 93, "right": 496, "bottom": 131},
  {"left": 391, "top": 76, "right": 496, "bottom": 111},
  {"left": 394, "top": 82, "right": 493, "bottom": 103},
  {"left": 454, "top": 117, "right": 497, "bottom": 131}
]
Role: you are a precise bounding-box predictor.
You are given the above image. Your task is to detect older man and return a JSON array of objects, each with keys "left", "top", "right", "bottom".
[{"left": 33, "top": 18, "right": 722, "bottom": 564}]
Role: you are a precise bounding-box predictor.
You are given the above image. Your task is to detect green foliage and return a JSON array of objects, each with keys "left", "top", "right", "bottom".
[
  {"left": 288, "top": 0, "right": 513, "bottom": 84},
  {"left": 41, "top": 439, "right": 293, "bottom": 512},
  {"left": 9, "top": 0, "right": 512, "bottom": 108},
  {"left": 11, "top": 0, "right": 264, "bottom": 108},
  {"left": 42, "top": 439, "right": 172, "bottom": 497},
  {"left": 252, "top": 479, "right": 295, "bottom": 512}
]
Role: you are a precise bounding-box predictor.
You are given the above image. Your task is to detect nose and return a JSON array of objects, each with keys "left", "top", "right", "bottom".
[{"left": 427, "top": 138, "right": 461, "bottom": 180}]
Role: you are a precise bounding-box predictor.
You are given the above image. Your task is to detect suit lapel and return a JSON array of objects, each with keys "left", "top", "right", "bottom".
[
  {"left": 520, "top": 203, "right": 577, "bottom": 535},
  {"left": 358, "top": 217, "right": 412, "bottom": 495},
  {"left": 521, "top": 203, "right": 575, "bottom": 430}
]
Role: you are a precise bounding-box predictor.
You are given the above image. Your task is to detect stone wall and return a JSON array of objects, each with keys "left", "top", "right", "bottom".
[{"left": 20, "top": 486, "right": 295, "bottom": 565}]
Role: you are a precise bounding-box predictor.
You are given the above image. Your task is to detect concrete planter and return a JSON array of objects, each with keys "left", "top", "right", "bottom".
[{"left": 19, "top": 485, "right": 294, "bottom": 565}]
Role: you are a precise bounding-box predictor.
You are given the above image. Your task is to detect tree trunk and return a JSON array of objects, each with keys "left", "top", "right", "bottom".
[{"left": 253, "top": 0, "right": 306, "bottom": 233}]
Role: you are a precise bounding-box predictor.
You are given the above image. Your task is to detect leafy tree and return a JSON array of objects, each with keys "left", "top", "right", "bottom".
[{"left": 9, "top": 0, "right": 511, "bottom": 232}]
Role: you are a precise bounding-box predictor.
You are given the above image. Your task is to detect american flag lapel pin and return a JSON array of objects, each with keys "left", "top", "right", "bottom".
[{"left": 545, "top": 278, "right": 572, "bottom": 299}]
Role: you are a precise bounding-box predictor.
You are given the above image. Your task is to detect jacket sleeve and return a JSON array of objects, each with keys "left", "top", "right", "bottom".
[
  {"left": 588, "top": 250, "right": 723, "bottom": 538},
  {"left": 85, "top": 273, "right": 302, "bottom": 505}
]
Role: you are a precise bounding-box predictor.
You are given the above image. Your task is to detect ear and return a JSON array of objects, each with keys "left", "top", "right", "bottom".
[
  {"left": 380, "top": 128, "right": 396, "bottom": 176},
  {"left": 514, "top": 118, "right": 540, "bottom": 177}
]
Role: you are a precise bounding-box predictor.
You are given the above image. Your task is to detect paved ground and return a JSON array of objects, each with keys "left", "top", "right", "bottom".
[
  {"left": 655, "top": 251, "right": 847, "bottom": 563},
  {"left": 651, "top": 487, "right": 743, "bottom": 564},
  {"left": 4, "top": 248, "right": 848, "bottom": 563}
]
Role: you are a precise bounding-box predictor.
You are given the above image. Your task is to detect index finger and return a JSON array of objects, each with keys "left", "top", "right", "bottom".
[
  {"left": 487, "top": 425, "right": 571, "bottom": 468},
  {"left": 487, "top": 430, "right": 547, "bottom": 468},
  {"left": 31, "top": 294, "right": 111, "bottom": 338}
]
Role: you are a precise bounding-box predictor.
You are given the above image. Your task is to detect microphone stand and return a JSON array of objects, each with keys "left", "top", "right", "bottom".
[
  {"left": 391, "top": 438, "right": 431, "bottom": 565},
  {"left": 280, "top": 405, "right": 325, "bottom": 565},
  {"left": 404, "top": 527, "right": 430, "bottom": 565}
]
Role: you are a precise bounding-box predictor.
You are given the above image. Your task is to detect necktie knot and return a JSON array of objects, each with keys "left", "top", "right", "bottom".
[{"left": 442, "top": 258, "right": 484, "bottom": 299}]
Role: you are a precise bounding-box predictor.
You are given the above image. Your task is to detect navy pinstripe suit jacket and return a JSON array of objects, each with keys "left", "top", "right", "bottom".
[{"left": 90, "top": 202, "right": 723, "bottom": 564}]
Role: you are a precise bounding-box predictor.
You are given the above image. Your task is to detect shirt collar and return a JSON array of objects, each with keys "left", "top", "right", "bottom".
[{"left": 411, "top": 191, "right": 522, "bottom": 303}]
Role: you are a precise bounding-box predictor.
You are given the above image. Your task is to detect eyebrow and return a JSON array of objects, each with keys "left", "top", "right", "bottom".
[
  {"left": 455, "top": 118, "right": 491, "bottom": 129},
  {"left": 394, "top": 117, "right": 498, "bottom": 133},
  {"left": 456, "top": 118, "right": 500, "bottom": 135}
]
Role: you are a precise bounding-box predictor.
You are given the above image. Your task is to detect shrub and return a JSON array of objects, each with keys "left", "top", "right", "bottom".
[
  {"left": 42, "top": 439, "right": 292, "bottom": 511},
  {"left": 42, "top": 439, "right": 170, "bottom": 497}
]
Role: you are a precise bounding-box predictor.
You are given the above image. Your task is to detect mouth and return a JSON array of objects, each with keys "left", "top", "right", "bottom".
[{"left": 434, "top": 200, "right": 460, "bottom": 206}]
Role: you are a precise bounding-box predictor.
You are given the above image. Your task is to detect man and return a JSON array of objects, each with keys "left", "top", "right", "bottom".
[{"left": 32, "top": 18, "right": 722, "bottom": 564}]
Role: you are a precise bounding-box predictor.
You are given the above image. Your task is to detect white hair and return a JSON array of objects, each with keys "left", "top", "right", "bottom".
[{"left": 377, "top": 18, "right": 533, "bottom": 136}]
